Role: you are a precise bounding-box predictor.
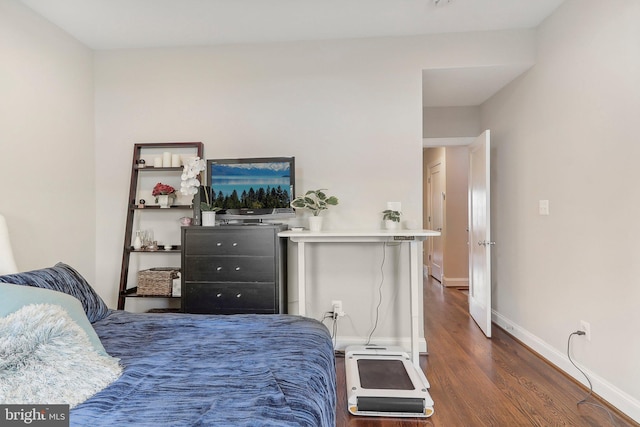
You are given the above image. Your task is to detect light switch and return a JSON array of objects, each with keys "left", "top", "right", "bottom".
[{"left": 539, "top": 200, "right": 550, "bottom": 215}]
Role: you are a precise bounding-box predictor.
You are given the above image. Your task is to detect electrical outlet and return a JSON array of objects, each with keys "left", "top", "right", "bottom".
[
  {"left": 331, "top": 300, "right": 344, "bottom": 317},
  {"left": 580, "top": 320, "right": 591, "bottom": 341}
]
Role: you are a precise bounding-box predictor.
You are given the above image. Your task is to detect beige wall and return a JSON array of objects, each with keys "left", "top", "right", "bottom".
[
  {"left": 481, "top": 0, "right": 640, "bottom": 420},
  {"left": 0, "top": 0, "right": 95, "bottom": 280},
  {"left": 93, "top": 31, "right": 534, "bottom": 350}
]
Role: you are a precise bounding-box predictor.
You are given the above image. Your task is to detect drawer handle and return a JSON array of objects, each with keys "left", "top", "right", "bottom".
[
  {"left": 233, "top": 242, "right": 238, "bottom": 247},
  {"left": 216, "top": 266, "right": 223, "bottom": 271},
  {"left": 216, "top": 293, "right": 222, "bottom": 298},
  {"left": 216, "top": 242, "right": 222, "bottom": 246},
  {"left": 236, "top": 293, "right": 242, "bottom": 298},
  {"left": 235, "top": 267, "right": 240, "bottom": 271}
]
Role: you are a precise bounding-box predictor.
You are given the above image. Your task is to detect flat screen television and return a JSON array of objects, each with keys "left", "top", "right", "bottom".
[{"left": 201, "top": 156, "right": 295, "bottom": 222}]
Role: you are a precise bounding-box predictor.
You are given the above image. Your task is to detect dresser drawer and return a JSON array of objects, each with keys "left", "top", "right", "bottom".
[
  {"left": 184, "top": 228, "right": 274, "bottom": 256},
  {"left": 184, "top": 256, "right": 274, "bottom": 282},
  {"left": 183, "top": 282, "right": 276, "bottom": 314}
]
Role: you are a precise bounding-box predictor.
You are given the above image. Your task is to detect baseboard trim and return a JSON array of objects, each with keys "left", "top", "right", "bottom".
[
  {"left": 492, "top": 310, "right": 640, "bottom": 424},
  {"left": 442, "top": 276, "right": 469, "bottom": 287}
]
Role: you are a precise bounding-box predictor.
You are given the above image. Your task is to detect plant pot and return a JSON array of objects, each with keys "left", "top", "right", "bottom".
[
  {"left": 308, "top": 216, "right": 323, "bottom": 232},
  {"left": 157, "top": 194, "right": 172, "bottom": 208},
  {"left": 384, "top": 219, "right": 400, "bottom": 230},
  {"left": 201, "top": 211, "right": 216, "bottom": 226}
]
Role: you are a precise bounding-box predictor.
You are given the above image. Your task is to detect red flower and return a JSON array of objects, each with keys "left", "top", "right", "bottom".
[{"left": 152, "top": 183, "right": 176, "bottom": 196}]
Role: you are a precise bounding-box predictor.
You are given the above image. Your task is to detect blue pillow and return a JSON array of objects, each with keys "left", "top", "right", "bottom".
[
  {"left": 0, "top": 262, "right": 109, "bottom": 323},
  {"left": 0, "top": 282, "right": 107, "bottom": 355}
]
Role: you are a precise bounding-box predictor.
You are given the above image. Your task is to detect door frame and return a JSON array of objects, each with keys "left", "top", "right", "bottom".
[{"left": 423, "top": 134, "right": 492, "bottom": 338}]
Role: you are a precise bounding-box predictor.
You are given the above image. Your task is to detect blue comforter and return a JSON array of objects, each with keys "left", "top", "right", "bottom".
[{"left": 71, "top": 311, "right": 336, "bottom": 427}]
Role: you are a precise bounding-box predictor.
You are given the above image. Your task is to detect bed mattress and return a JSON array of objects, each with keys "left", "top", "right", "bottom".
[{"left": 70, "top": 311, "right": 336, "bottom": 427}]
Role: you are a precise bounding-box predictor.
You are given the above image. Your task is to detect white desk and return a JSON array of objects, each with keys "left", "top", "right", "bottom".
[{"left": 278, "top": 229, "right": 440, "bottom": 366}]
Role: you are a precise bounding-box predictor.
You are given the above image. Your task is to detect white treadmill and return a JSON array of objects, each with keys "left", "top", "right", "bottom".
[{"left": 345, "top": 345, "right": 434, "bottom": 418}]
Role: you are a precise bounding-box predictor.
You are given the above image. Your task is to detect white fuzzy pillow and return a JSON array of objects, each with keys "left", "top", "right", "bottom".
[{"left": 0, "top": 303, "right": 122, "bottom": 407}]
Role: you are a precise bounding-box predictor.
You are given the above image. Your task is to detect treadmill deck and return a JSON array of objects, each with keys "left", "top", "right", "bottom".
[{"left": 345, "top": 345, "right": 434, "bottom": 418}]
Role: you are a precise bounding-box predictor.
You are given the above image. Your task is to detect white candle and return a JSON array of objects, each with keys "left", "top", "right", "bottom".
[
  {"left": 171, "top": 154, "right": 181, "bottom": 167},
  {"left": 162, "top": 152, "right": 171, "bottom": 167},
  {"left": 153, "top": 157, "right": 163, "bottom": 168}
]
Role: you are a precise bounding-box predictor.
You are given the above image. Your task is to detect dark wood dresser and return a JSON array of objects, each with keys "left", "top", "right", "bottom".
[{"left": 181, "top": 224, "right": 287, "bottom": 314}]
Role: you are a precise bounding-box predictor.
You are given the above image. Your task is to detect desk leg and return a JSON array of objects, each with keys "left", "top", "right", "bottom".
[
  {"left": 409, "top": 240, "right": 421, "bottom": 366},
  {"left": 297, "top": 241, "right": 306, "bottom": 317}
]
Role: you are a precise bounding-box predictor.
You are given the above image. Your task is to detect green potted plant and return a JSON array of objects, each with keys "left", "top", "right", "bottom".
[
  {"left": 291, "top": 189, "right": 339, "bottom": 231},
  {"left": 382, "top": 209, "right": 402, "bottom": 230}
]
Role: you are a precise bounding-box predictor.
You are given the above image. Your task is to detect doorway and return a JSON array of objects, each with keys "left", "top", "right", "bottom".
[{"left": 422, "top": 141, "right": 471, "bottom": 288}]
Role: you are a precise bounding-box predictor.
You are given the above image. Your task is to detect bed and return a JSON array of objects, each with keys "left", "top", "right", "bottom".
[{"left": 0, "top": 263, "right": 336, "bottom": 427}]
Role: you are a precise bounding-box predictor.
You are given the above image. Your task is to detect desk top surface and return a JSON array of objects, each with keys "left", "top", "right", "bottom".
[{"left": 278, "top": 229, "right": 441, "bottom": 240}]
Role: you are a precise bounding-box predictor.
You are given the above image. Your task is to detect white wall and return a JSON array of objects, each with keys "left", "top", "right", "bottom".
[
  {"left": 0, "top": 0, "right": 95, "bottom": 280},
  {"left": 94, "top": 30, "right": 535, "bottom": 348},
  {"left": 423, "top": 106, "right": 481, "bottom": 138},
  {"left": 482, "top": 0, "right": 640, "bottom": 420}
]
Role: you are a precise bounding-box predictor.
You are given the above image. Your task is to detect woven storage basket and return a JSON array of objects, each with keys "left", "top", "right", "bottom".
[{"left": 137, "top": 268, "right": 179, "bottom": 296}]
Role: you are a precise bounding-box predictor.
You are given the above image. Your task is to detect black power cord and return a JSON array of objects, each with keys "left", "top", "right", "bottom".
[{"left": 567, "top": 331, "right": 617, "bottom": 426}]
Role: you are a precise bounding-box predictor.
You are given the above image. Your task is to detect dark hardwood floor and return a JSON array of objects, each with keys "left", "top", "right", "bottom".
[{"left": 335, "top": 276, "right": 638, "bottom": 427}]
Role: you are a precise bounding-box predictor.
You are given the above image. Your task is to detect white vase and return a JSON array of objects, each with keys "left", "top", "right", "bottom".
[
  {"left": 384, "top": 219, "right": 400, "bottom": 230},
  {"left": 133, "top": 231, "right": 143, "bottom": 250},
  {"left": 158, "top": 194, "right": 171, "bottom": 208},
  {"left": 202, "top": 211, "right": 216, "bottom": 226},
  {"left": 308, "top": 216, "right": 323, "bottom": 232}
]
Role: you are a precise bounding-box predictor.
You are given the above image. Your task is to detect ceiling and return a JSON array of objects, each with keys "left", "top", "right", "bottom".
[{"left": 19, "top": 0, "right": 565, "bottom": 106}]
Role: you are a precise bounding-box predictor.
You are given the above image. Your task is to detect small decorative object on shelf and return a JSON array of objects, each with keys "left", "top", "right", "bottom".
[
  {"left": 152, "top": 183, "right": 176, "bottom": 208},
  {"left": 291, "top": 189, "right": 339, "bottom": 231},
  {"left": 133, "top": 230, "right": 143, "bottom": 250},
  {"left": 179, "top": 216, "right": 192, "bottom": 226},
  {"left": 137, "top": 159, "right": 146, "bottom": 169},
  {"left": 138, "top": 199, "right": 146, "bottom": 208},
  {"left": 162, "top": 152, "right": 171, "bottom": 167}
]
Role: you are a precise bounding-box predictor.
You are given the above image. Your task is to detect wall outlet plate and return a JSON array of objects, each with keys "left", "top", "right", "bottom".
[
  {"left": 331, "top": 300, "right": 344, "bottom": 317},
  {"left": 580, "top": 320, "right": 591, "bottom": 341}
]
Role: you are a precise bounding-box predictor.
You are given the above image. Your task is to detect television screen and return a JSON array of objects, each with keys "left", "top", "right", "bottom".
[{"left": 205, "top": 157, "right": 295, "bottom": 220}]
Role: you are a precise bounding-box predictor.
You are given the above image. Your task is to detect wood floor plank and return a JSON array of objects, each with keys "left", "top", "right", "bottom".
[{"left": 334, "top": 277, "right": 638, "bottom": 427}]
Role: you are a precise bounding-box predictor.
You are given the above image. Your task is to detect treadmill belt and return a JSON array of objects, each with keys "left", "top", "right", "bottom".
[{"left": 357, "top": 359, "right": 415, "bottom": 390}]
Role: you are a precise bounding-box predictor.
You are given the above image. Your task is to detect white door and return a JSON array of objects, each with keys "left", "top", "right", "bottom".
[
  {"left": 427, "top": 161, "right": 444, "bottom": 281},
  {"left": 468, "top": 130, "right": 492, "bottom": 338}
]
